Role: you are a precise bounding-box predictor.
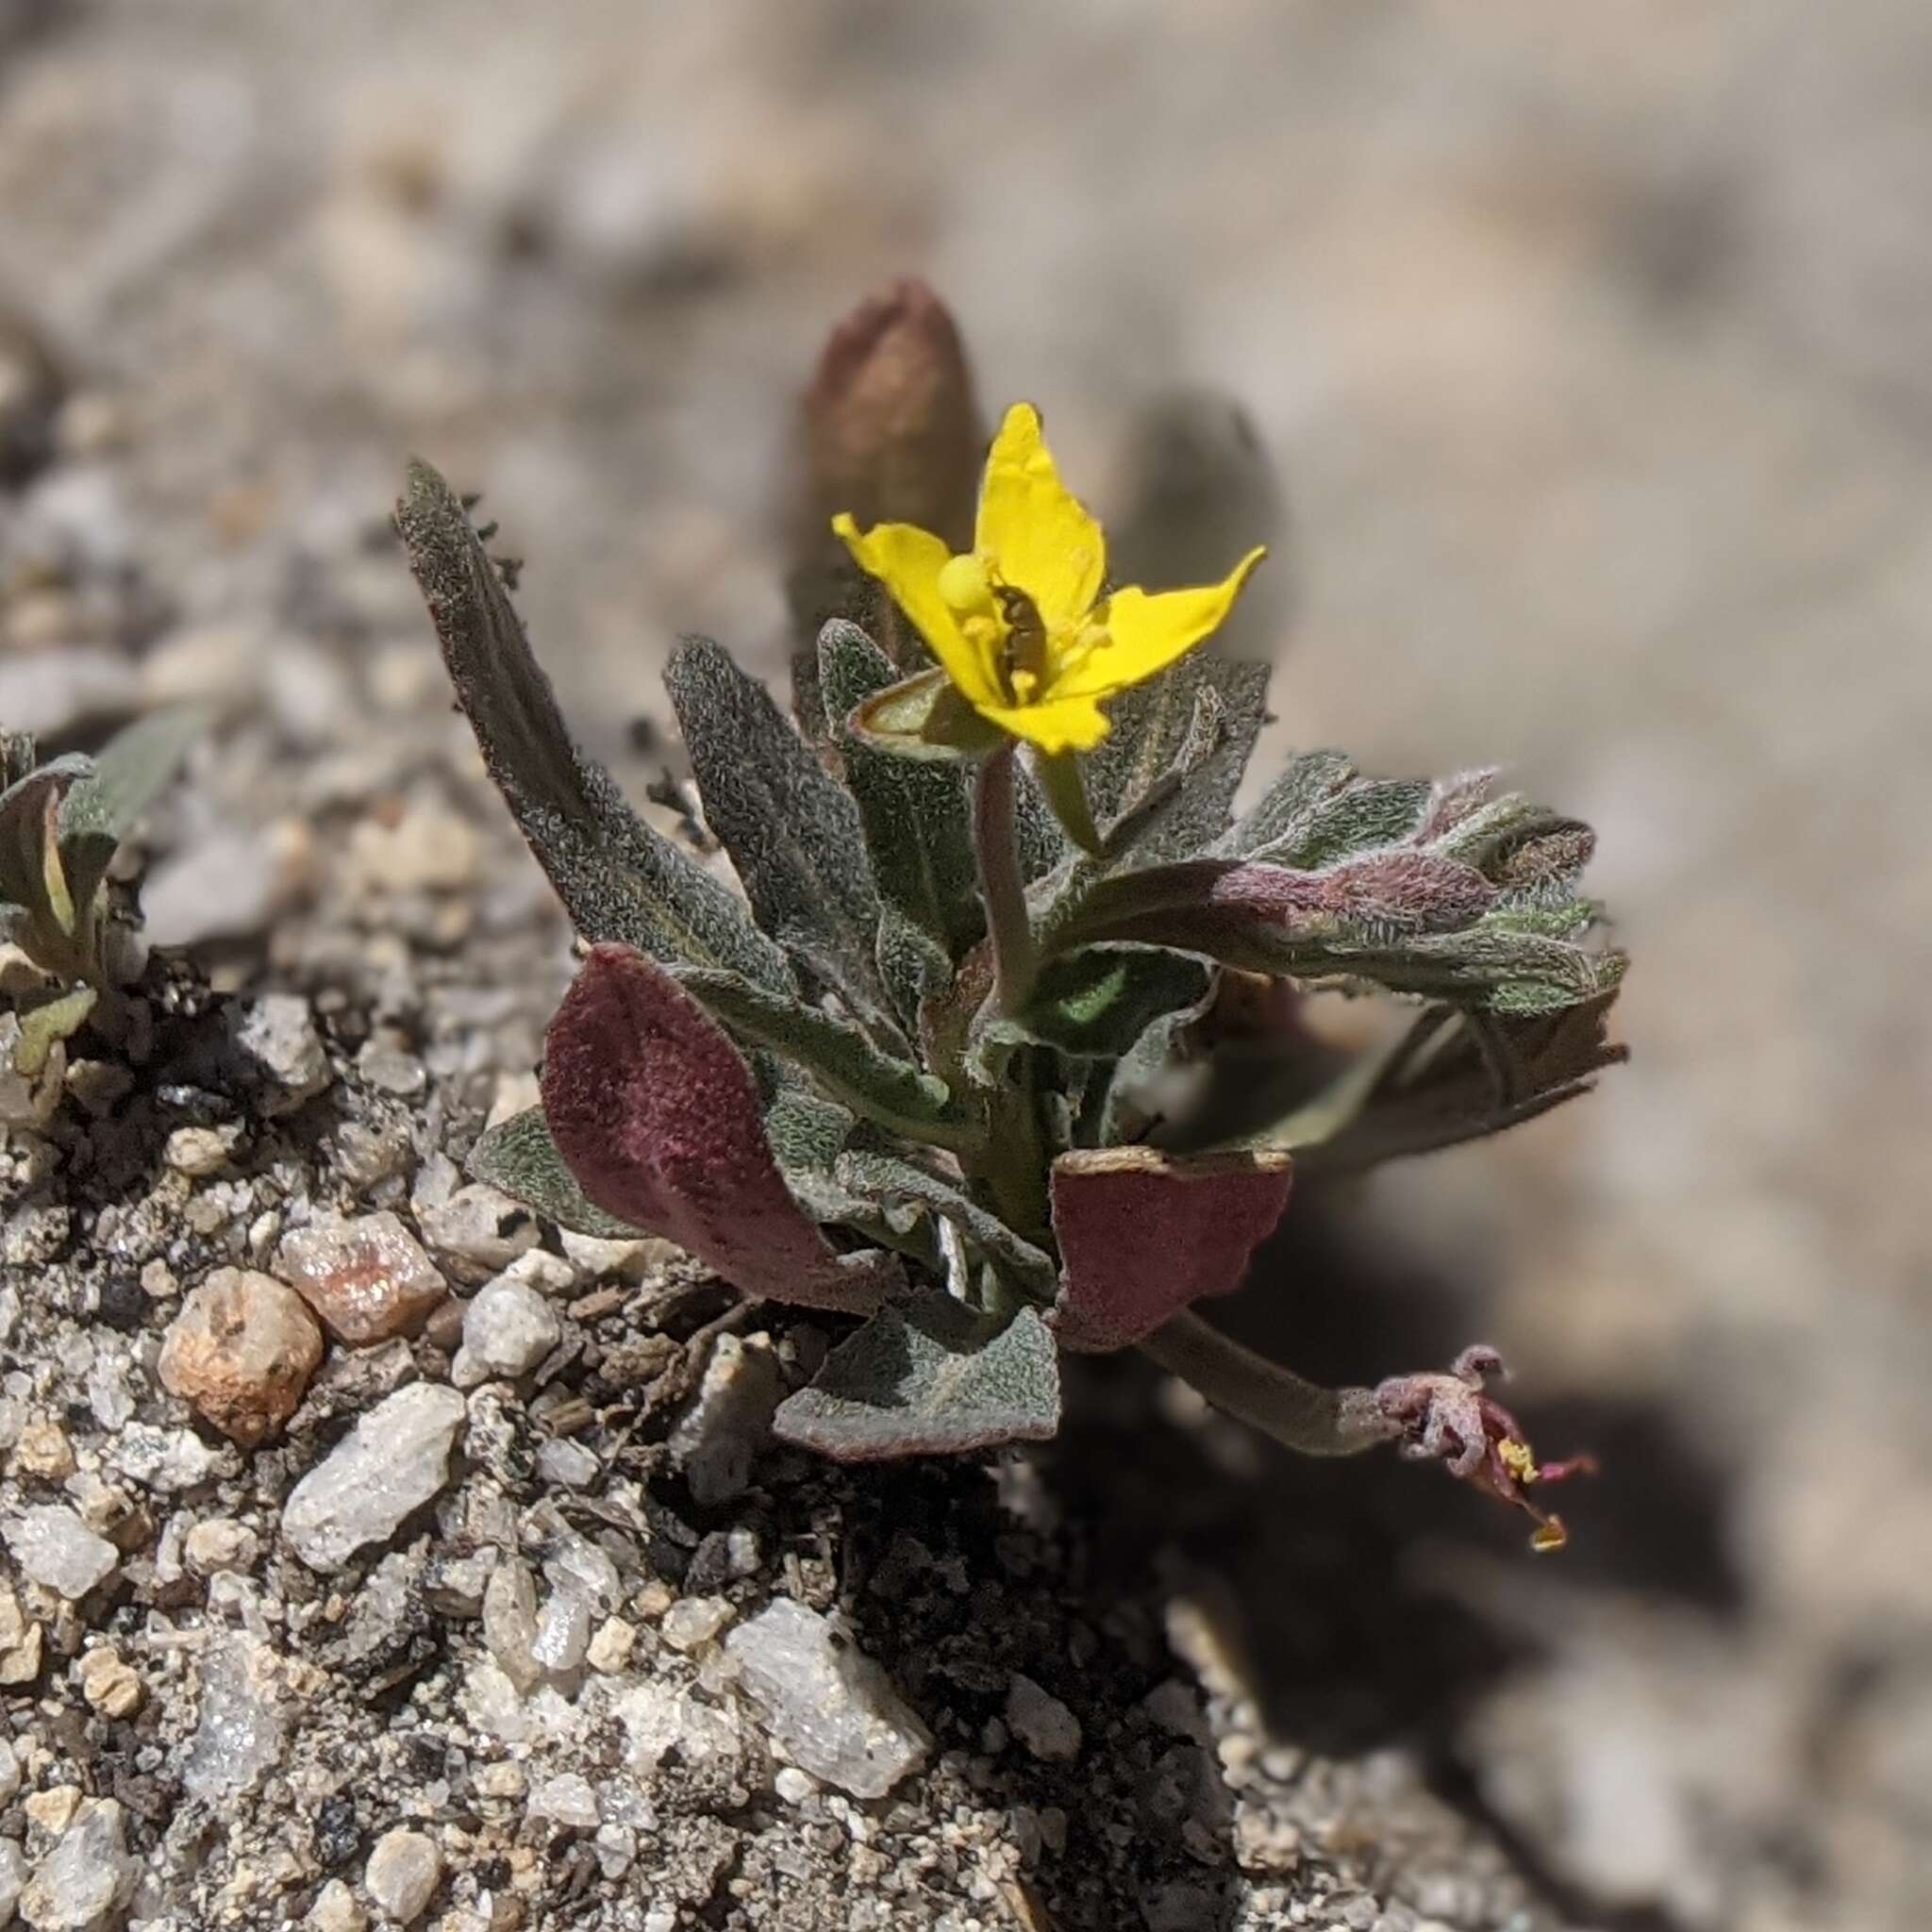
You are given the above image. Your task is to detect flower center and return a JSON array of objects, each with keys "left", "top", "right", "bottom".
[{"left": 938, "top": 552, "right": 1058, "bottom": 705}]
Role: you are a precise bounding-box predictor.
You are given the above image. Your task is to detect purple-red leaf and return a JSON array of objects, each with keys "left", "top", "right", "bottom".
[
  {"left": 1048, "top": 1145, "right": 1293, "bottom": 1352},
  {"left": 541, "top": 943, "right": 887, "bottom": 1312},
  {"left": 1070, "top": 853, "right": 1498, "bottom": 947}
]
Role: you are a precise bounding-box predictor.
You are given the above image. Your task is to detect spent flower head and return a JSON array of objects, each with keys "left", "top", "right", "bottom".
[{"left": 834, "top": 402, "right": 1264, "bottom": 754}]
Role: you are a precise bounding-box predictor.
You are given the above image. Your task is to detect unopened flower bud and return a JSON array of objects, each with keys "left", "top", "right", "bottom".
[
  {"left": 787, "top": 280, "right": 984, "bottom": 692},
  {"left": 800, "top": 276, "right": 982, "bottom": 548}
]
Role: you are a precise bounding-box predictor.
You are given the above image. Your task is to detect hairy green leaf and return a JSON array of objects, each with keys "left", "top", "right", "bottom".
[
  {"left": 1020, "top": 944, "right": 1211, "bottom": 1058},
  {"left": 772, "top": 1295, "right": 1060, "bottom": 1461},
  {"left": 468, "top": 1106, "right": 646, "bottom": 1241},
  {"left": 665, "top": 636, "right": 885, "bottom": 1009},
  {"left": 832, "top": 1151, "right": 1058, "bottom": 1294},
  {"left": 58, "top": 704, "right": 209, "bottom": 914},
  {"left": 1060, "top": 853, "right": 1620, "bottom": 1015},
  {"left": 819, "top": 621, "right": 980, "bottom": 961},
  {"left": 1085, "top": 654, "right": 1269, "bottom": 837},
  {"left": 675, "top": 967, "right": 979, "bottom": 1152},
  {"left": 1262, "top": 776, "right": 1434, "bottom": 868},
  {"left": 395, "top": 461, "right": 789, "bottom": 989},
  {"left": 1220, "top": 748, "right": 1357, "bottom": 858},
  {"left": 0, "top": 753, "right": 90, "bottom": 929},
  {"left": 1286, "top": 992, "right": 1627, "bottom": 1175}
]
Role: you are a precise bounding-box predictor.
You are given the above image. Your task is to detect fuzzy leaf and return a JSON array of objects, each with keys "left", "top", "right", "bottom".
[
  {"left": 758, "top": 1085, "right": 856, "bottom": 1177},
  {"left": 1058, "top": 852, "right": 1622, "bottom": 1015},
  {"left": 772, "top": 1294, "right": 1060, "bottom": 1461},
  {"left": 1290, "top": 991, "right": 1628, "bottom": 1175},
  {"left": 1019, "top": 944, "right": 1211, "bottom": 1058},
  {"left": 1049, "top": 1145, "right": 1293, "bottom": 1352},
  {"left": 396, "top": 461, "right": 789, "bottom": 990},
  {"left": 468, "top": 1106, "right": 647, "bottom": 1241},
  {"left": 1085, "top": 654, "right": 1269, "bottom": 839},
  {"left": 874, "top": 906, "right": 955, "bottom": 1034},
  {"left": 0, "top": 753, "right": 90, "bottom": 920},
  {"left": 665, "top": 636, "right": 885, "bottom": 1008},
  {"left": 818, "top": 622, "right": 980, "bottom": 960},
  {"left": 675, "top": 967, "right": 979, "bottom": 1153},
  {"left": 541, "top": 944, "right": 890, "bottom": 1311},
  {"left": 58, "top": 705, "right": 208, "bottom": 912},
  {"left": 1262, "top": 776, "right": 1434, "bottom": 868},
  {"left": 1220, "top": 749, "right": 1357, "bottom": 858},
  {"left": 831, "top": 1151, "right": 1058, "bottom": 1294}
]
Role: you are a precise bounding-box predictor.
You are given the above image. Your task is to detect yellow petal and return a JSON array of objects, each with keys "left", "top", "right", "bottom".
[
  {"left": 1051, "top": 546, "right": 1267, "bottom": 699},
  {"left": 832, "top": 513, "right": 1000, "bottom": 707},
  {"left": 974, "top": 403, "right": 1106, "bottom": 630},
  {"left": 975, "top": 691, "right": 1112, "bottom": 756}
]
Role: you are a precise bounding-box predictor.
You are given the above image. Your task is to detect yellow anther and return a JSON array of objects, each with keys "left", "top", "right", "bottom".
[{"left": 938, "top": 553, "right": 995, "bottom": 618}]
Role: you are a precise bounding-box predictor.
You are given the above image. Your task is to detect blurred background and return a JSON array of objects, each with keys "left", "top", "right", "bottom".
[{"left": 2, "top": 2, "right": 1928, "bottom": 1926}]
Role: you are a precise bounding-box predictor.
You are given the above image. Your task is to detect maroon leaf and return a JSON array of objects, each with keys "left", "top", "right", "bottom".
[
  {"left": 1048, "top": 1145, "right": 1293, "bottom": 1352},
  {"left": 541, "top": 943, "right": 887, "bottom": 1312},
  {"left": 1070, "top": 852, "right": 1498, "bottom": 947}
]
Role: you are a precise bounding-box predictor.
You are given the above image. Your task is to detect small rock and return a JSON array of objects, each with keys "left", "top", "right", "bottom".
[
  {"left": 348, "top": 808, "right": 477, "bottom": 893},
  {"left": 586, "top": 1615, "right": 637, "bottom": 1674},
  {"left": 182, "top": 1631, "right": 283, "bottom": 1803},
  {"left": 535, "top": 1438, "right": 599, "bottom": 1489},
  {"left": 143, "top": 830, "right": 288, "bottom": 949},
  {"left": 481, "top": 1559, "right": 541, "bottom": 1694},
  {"left": 228, "top": 992, "right": 331, "bottom": 1115},
  {"left": 3, "top": 1505, "right": 117, "bottom": 1600},
  {"left": 355, "top": 1039, "right": 425, "bottom": 1098},
  {"left": 162, "top": 1124, "right": 242, "bottom": 1178},
  {"left": 1006, "top": 1674, "right": 1083, "bottom": 1762},
  {"left": 19, "top": 1797, "right": 137, "bottom": 1932},
  {"left": 0, "top": 1839, "right": 24, "bottom": 1926},
  {"left": 660, "top": 1594, "right": 733, "bottom": 1654},
  {"left": 280, "top": 1382, "right": 466, "bottom": 1571},
  {"left": 425, "top": 1546, "right": 496, "bottom": 1617},
  {"left": 0, "top": 1019, "right": 63, "bottom": 1133},
  {"left": 11, "top": 1421, "right": 74, "bottom": 1481},
  {"left": 275, "top": 1211, "right": 447, "bottom": 1344},
  {"left": 450, "top": 1274, "right": 560, "bottom": 1389},
  {"left": 558, "top": 1228, "right": 676, "bottom": 1282},
  {"left": 307, "top": 1877, "right": 366, "bottom": 1932},
  {"left": 158, "top": 1269, "right": 323, "bottom": 1445},
  {"left": 0, "top": 1738, "right": 18, "bottom": 1805},
  {"left": 0, "top": 1586, "right": 42, "bottom": 1685},
  {"left": 531, "top": 1586, "right": 591, "bottom": 1677},
  {"left": 183, "top": 1517, "right": 259, "bottom": 1575},
  {"left": 724, "top": 1597, "right": 932, "bottom": 1800},
  {"left": 363, "top": 1827, "right": 441, "bottom": 1924},
  {"left": 774, "top": 1766, "right": 818, "bottom": 1806},
  {"left": 0, "top": 648, "right": 138, "bottom": 740},
  {"left": 417, "top": 1184, "right": 539, "bottom": 1283},
  {"left": 74, "top": 1646, "right": 142, "bottom": 1720},
  {"left": 528, "top": 1773, "right": 599, "bottom": 1829},
  {"left": 669, "top": 1334, "right": 783, "bottom": 1507}
]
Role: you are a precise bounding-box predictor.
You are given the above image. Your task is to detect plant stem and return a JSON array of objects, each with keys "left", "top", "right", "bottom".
[
  {"left": 1139, "top": 1312, "right": 1399, "bottom": 1458},
  {"left": 973, "top": 741, "right": 1036, "bottom": 1018}
]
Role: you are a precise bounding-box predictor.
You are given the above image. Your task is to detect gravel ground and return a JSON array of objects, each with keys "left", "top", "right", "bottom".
[{"left": 2, "top": 3, "right": 1930, "bottom": 1928}]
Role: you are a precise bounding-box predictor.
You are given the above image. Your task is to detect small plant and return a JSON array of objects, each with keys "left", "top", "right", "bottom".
[
  {"left": 399, "top": 286, "right": 1624, "bottom": 1548},
  {"left": 0, "top": 712, "right": 202, "bottom": 1074}
]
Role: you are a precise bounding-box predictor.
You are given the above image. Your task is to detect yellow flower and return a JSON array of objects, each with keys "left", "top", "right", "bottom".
[{"left": 833, "top": 402, "right": 1265, "bottom": 755}]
